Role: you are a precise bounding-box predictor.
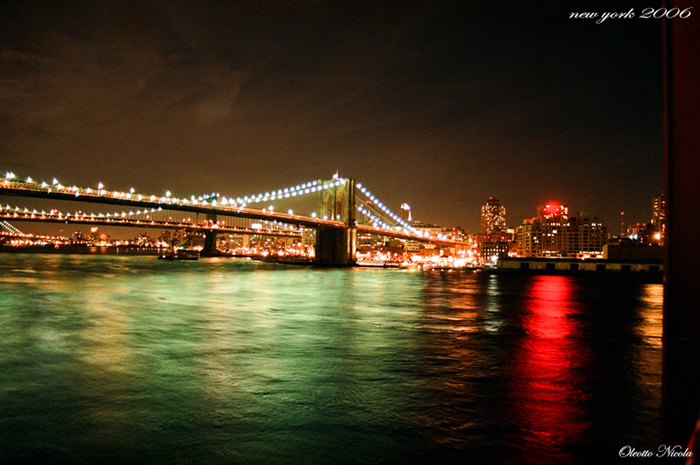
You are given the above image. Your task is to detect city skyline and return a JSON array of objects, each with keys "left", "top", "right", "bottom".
[
  {"left": 0, "top": 168, "right": 661, "bottom": 240},
  {"left": 1, "top": 1, "right": 663, "bottom": 233}
]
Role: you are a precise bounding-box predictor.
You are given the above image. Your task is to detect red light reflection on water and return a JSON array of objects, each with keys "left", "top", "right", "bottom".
[{"left": 507, "top": 276, "right": 591, "bottom": 459}]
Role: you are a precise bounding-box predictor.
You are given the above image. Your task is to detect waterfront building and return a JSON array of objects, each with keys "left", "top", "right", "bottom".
[
  {"left": 515, "top": 201, "right": 607, "bottom": 258},
  {"left": 572, "top": 212, "right": 607, "bottom": 257},
  {"left": 399, "top": 221, "right": 443, "bottom": 255},
  {"left": 627, "top": 222, "right": 656, "bottom": 243},
  {"left": 481, "top": 197, "right": 506, "bottom": 234},
  {"left": 652, "top": 195, "right": 665, "bottom": 244},
  {"left": 71, "top": 230, "right": 90, "bottom": 246},
  {"left": 90, "top": 226, "right": 100, "bottom": 243},
  {"left": 411, "top": 221, "right": 443, "bottom": 238},
  {"left": 356, "top": 230, "right": 386, "bottom": 252},
  {"left": 516, "top": 218, "right": 567, "bottom": 258},
  {"left": 481, "top": 242, "right": 510, "bottom": 264},
  {"left": 302, "top": 229, "right": 316, "bottom": 246},
  {"left": 404, "top": 240, "right": 421, "bottom": 253},
  {"left": 441, "top": 226, "right": 467, "bottom": 242},
  {"left": 478, "top": 198, "right": 513, "bottom": 263}
]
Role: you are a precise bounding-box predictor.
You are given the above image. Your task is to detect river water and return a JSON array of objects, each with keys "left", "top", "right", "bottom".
[{"left": 0, "top": 254, "right": 663, "bottom": 464}]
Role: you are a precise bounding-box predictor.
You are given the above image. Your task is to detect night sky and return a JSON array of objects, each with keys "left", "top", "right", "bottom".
[{"left": 1, "top": 1, "right": 663, "bottom": 234}]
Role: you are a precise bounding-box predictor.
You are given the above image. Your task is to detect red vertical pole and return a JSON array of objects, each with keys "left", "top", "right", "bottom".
[{"left": 662, "top": 0, "right": 700, "bottom": 447}]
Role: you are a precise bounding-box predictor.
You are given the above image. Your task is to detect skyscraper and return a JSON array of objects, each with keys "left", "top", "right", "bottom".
[
  {"left": 400, "top": 203, "right": 412, "bottom": 223},
  {"left": 480, "top": 197, "right": 506, "bottom": 234},
  {"left": 652, "top": 195, "right": 665, "bottom": 231}
]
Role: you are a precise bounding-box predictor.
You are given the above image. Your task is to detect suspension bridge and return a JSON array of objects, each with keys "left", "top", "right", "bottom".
[{"left": 1, "top": 171, "right": 465, "bottom": 265}]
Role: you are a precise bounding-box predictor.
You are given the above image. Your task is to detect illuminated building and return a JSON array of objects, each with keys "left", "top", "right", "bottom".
[
  {"left": 481, "top": 197, "right": 506, "bottom": 234},
  {"left": 90, "top": 226, "right": 100, "bottom": 243},
  {"left": 627, "top": 222, "right": 655, "bottom": 243},
  {"left": 573, "top": 212, "right": 607, "bottom": 257},
  {"left": 478, "top": 198, "right": 510, "bottom": 263},
  {"left": 652, "top": 195, "right": 665, "bottom": 244},
  {"left": 407, "top": 222, "right": 443, "bottom": 254},
  {"left": 441, "top": 226, "right": 466, "bottom": 242},
  {"left": 516, "top": 201, "right": 607, "bottom": 258},
  {"left": 356, "top": 230, "right": 386, "bottom": 252},
  {"left": 411, "top": 221, "right": 442, "bottom": 237},
  {"left": 302, "top": 229, "right": 316, "bottom": 246},
  {"left": 481, "top": 242, "right": 510, "bottom": 264},
  {"left": 624, "top": 196, "right": 666, "bottom": 245},
  {"left": 537, "top": 202, "right": 569, "bottom": 221},
  {"left": 400, "top": 203, "right": 412, "bottom": 222},
  {"left": 404, "top": 240, "right": 421, "bottom": 252},
  {"left": 71, "top": 230, "right": 90, "bottom": 245}
]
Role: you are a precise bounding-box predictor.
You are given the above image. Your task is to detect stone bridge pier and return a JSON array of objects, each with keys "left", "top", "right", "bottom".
[
  {"left": 201, "top": 212, "right": 220, "bottom": 257},
  {"left": 314, "top": 178, "right": 356, "bottom": 266}
]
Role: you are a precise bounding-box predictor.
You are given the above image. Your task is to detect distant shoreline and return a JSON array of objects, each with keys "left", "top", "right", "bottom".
[{"left": 0, "top": 245, "right": 165, "bottom": 256}]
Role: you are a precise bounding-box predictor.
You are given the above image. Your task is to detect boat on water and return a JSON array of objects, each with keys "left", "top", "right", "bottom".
[{"left": 158, "top": 249, "right": 200, "bottom": 260}]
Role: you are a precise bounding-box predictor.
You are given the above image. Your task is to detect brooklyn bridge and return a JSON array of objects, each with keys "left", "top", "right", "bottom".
[{"left": 1, "top": 171, "right": 466, "bottom": 265}]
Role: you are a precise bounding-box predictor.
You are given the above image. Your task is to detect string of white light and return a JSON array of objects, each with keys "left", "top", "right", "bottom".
[
  {"left": 354, "top": 182, "right": 423, "bottom": 236},
  {"left": 3, "top": 172, "right": 434, "bottom": 238}
]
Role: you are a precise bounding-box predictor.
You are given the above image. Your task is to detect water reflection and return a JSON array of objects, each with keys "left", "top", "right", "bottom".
[
  {"left": 416, "top": 272, "right": 486, "bottom": 451},
  {"left": 637, "top": 284, "right": 663, "bottom": 348},
  {"left": 0, "top": 256, "right": 662, "bottom": 464},
  {"left": 506, "top": 276, "right": 592, "bottom": 463}
]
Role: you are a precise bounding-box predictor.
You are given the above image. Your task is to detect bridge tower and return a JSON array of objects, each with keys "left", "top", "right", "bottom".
[
  {"left": 314, "top": 177, "right": 356, "bottom": 266},
  {"left": 202, "top": 212, "right": 219, "bottom": 257}
]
